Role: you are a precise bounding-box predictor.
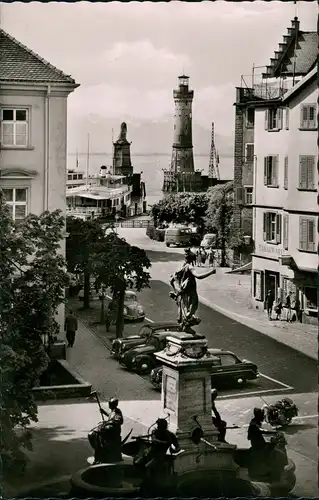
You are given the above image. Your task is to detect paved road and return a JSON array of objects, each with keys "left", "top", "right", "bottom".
[{"left": 124, "top": 279, "right": 317, "bottom": 396}]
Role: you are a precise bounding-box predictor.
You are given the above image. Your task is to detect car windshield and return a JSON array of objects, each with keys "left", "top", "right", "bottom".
[
  {"left": 219, "top": 354, "right": 240, "bottom": 366},
  {"left": 125, "top": 294, "right": 137, "bottom": 303},
  {"left": 139, "top": 326, "right": 153, "bottom": 337}
]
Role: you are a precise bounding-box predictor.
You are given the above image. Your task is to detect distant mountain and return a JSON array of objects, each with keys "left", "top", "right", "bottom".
[{"left": 67, "top": 114, "right": 234, "bottom": 157}]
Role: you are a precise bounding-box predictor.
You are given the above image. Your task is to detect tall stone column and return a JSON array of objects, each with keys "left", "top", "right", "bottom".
[{"left": 155, "top": 334, "right": 238, "bottom": 479}]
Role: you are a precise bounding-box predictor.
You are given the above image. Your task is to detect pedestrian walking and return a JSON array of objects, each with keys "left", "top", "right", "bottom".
[
  {"left": 105, "top": 310, "right": 111, "bottom": 332},
  {"left": 265, "top": 290, "right": 274, "bottom": 321},
  {"left": 285, "top": 292, "right": 292, "bottom": 322},
  {"left": 274, "top": 298, "right": 283, "bottom": 320},
  {"left": 294, "top": 298, "right": 302, "bottom": 323},
  {"left": 64, "top": 309, "right": 78, "bottom": 347},
  {"left": 208, "top": 248, "right": 215, "bottom": 267}
]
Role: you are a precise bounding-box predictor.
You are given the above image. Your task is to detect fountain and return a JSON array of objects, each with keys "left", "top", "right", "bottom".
[{"left": 70, "top": 256, "right": 296, "bottom": 497}]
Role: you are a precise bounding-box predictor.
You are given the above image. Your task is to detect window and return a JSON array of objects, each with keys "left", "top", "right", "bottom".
[
  {"left": 299, "top": 156, "right": 315, "bottom": 190},
  {"left": 284, "top": 156, "right": 288, "bottom": 190},
  {"left": 265, "top": 108, "right": 283, "bottom": 131},
  {"left": 285, "top": 107, "right": 289, "bottom": 130},
  {"left": 264, "top": 156, "right": 278, "bottom": 186},
  {"left": 246, "top": 107, "right": 255, "bottom": 128},
  {"left": 263, "top": 212, "right": 282, "bottom": 244},
  {"left": 253, "top": 271, "right": 264, "bottom": 301},
  {"left": 299, "top": 217, "right": 316, "bottom": 252},
  {"left": 2, "top": 188, "right": 28, "bottom": 220},
  {"left": 283, "top": 214, "right": 289, "bottom": 250},
  {"left": 219, "top": 354, "right": 239, "bottom": 366},
  {"left": 300, "top": 104, "right": 316, "bottom": 130},
  {"left": 304, "top": 287, "right": 317, "bottom": 311},
  {"left": 244, "top": 186, "right": 253, "bottom": 205},
  {"left": 245, "top": 143, "right": 254, "bottom": 163},
  {"left": 1, "top": 108, "right": 29, "bottom": 147}
]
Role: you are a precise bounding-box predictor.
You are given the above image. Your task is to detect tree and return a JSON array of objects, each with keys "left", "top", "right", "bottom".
[
  {"left": 0, "top": 192, "right": 69, "bottom": 473},
  {"left": 204, "top": 181, "right": 234, "bottom": 267},
  {"left": 151, "top": 193, "right": 208, "bottom": 232},
  {"left": 66, "top": 217, "right": 104, "bottom": 309},
  {"left": 92, "top": 232, "right": 151, "bottom": 338}
]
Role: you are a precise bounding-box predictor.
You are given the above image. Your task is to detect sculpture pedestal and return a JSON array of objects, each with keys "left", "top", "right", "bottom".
[{"left": 155, "top": 334, "right": 238, "bottom": 478}]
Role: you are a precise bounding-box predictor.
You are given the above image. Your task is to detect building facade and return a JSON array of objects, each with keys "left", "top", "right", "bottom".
[
  {"left": 251, "top": 67, "right": 317, "bottom": 325},
  {"left": 0, "top": 29, "right": 79, "bottom": 331},
  {"left": 233, "top": 18, "right": 317, "bottom": 266}
]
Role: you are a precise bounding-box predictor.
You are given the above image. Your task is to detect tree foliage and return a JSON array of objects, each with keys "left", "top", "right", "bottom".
[
  {"left": 66, "top": 217, "right": 151, "bottom": 337},
  {"left": 151, "top": 193, "right": 208, "bottom": 231},
  {"left": 66, "top": 217, "right": 104, "bottom": 308},
  {"left": 0, "top": 192, "right": 69, "bottom": 472}
]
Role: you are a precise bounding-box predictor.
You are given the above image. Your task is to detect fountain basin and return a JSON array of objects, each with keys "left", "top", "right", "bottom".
[{"left": 70, "top": 463, "right": 143, "bottom": 498}]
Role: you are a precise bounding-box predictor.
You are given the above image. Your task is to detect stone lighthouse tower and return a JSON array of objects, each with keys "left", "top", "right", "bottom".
[{"left": 170, "top": 75, "right": 195, "bottom": 174}]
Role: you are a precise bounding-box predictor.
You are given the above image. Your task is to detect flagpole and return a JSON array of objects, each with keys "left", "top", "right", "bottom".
[{"left": 86, "top": 133, "right": 90, "bottom": 189}]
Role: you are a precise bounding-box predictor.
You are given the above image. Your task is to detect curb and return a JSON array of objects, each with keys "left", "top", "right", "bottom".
[{"left": 197, "top": 293, "right": 317, "bottom": 361}]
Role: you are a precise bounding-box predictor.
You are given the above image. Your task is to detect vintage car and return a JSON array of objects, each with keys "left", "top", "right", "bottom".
[
  {"left": 120, "top": 330, "right": 194, "bottom": 374},
  {"left": 111, "top": 322, "right": 180, "bottom": 359},
  {"left": 151, "top": 348, "right": 259, "bottom": 390},
  {"left": 109, "top": 291, "right": 145, "bottom": 322}
]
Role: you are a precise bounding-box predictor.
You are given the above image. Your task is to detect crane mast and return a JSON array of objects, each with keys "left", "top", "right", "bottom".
[{"left": 208, "top": 122, "right": 220, "bottom": 180}]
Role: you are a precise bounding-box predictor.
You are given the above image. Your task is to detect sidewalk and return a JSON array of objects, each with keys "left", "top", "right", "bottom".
[
  {"left": 3, "top": 319, "right": 318, "bottom": 498},
  {"left": 117, "top": 228, "right": 317, "bottom": 361}
]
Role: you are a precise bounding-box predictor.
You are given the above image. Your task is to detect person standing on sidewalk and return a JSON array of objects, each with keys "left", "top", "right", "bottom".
[
  {"left": 265, "top": 290, "right": 274, "bottom": 321},
  {"left": 105, "top": 310, "right": 111, "bottom": 332},
  {"left": 285, "top": 292, "right": 292, "bottom": 322},
  {"left": 275, "top": 298, "right": 283, "bottom": 321},
  {"left": 64, "top": 309, "right": 78, "bottom": 347}
]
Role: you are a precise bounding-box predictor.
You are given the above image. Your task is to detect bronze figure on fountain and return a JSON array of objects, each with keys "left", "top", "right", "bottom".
[{"left": 169, "top": 252, "right": 216, "bottom": 334}]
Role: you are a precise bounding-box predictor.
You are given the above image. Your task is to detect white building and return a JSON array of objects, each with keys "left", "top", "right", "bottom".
[
  {"left": 251, "top": 67, "right": 317, "bottom": 324},
  {"left": 0, "top": 29, "right": 79, "bottom": 331}
]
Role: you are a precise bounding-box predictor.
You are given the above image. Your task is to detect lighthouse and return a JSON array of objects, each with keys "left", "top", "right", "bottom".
[{"left": 170, "top": 75, "right": 195, "bottom": 174}]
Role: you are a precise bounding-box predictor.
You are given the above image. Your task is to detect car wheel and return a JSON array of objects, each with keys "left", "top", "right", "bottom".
[
  {"left": 166, "top": 243, "right": 170, "bottom": 247},
  {"left": 137, "top": 358, "right": 153, "bottom": 374}
]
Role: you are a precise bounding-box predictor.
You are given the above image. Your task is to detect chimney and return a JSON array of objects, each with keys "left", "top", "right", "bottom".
[{"left": 100, "top": 165, "right": 107, "bottom": 178}]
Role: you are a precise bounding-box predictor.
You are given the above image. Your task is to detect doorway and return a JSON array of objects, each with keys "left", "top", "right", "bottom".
[{"left": 265, "top": 271, "right": 279, "bottom": 302}]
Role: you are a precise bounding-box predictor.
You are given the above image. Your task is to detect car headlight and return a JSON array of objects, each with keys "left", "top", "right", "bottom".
[
  {"left": 151, "top": 369, "right": 154, "bottom": 377},
  {"left": 137, "top": 306, "right": 144, "bottom": 315},
  {"left": 131, "top": 357, "right": 136, "bottom": 363},
  {"left": 123, "top": 307, "right": 128, "bottom": 315}
]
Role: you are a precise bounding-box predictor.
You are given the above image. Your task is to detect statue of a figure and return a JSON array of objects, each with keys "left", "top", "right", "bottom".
[
  {"left": 117, "top": 122, "right": 127, "bottom": 142},
  {"left": 169, "top": 253, "right": 216, "bottom": 333},
  {"left": 88, "top": 397, "right": 124, "bottom": 463}
]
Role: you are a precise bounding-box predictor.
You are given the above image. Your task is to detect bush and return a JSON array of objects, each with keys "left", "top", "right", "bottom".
[{"left": 146, "top": 226, "right": 165, "bottom": 242}]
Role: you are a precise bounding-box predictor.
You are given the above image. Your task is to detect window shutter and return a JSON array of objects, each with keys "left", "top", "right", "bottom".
[
  {"left": 245, "top": 144, "right": 254, "bottom": 162},
  {"left": 277, "top": 108, "right": 283, "bottom": 130},
  {"left": 307, "top": 219, "right": 315, "bottom": 252},
  {"left": 276, "top": 214, "right": 282, "bottom": 243},
  {"left": 300, "top": 105, "right": 308, "bottom": 129},
  {"left": 299, "top": 218, "right": 307, "bottom": 250},
  {"left": 308, "top": 105, "right": 316, "bottom": 129},
  {"left": 263, "top": 212, "right": 267, "bottom": 241},
  {"left": 299, "top": 156, "right": 307, "bottom": 189},
  {"left": 272, "top": 155, "right": 278, "bottom": 186},
  {"left": 264, "top": 110, "right": 269, "bottom": 130},
  {"left": 283, "top": 215, "right": 289, "bottom": 250},
  {"left": 264, "top": 157, "right": 268, "bottom": 185},
  {"left": 306, "top": 156, "right": 315, "bottom": 189},
  {"left": 285, "top": 108, "right": 289, "bottom": 130},
  {"left": 284, "top": 156, "right": 288, "bottom": 189}
]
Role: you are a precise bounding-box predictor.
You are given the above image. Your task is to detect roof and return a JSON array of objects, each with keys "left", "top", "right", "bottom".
[
  {"left": 282, "top": 67, "right": 317, "bottom": 103},
  {"left": 0, "top": 28, "right": 77, "bottom": 84},
  {"left": 263, "top": 19, "right": 318, "bottom": 79}
]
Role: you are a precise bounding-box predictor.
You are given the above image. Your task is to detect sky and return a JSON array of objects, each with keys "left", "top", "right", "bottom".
[{"left": 0, "top": 1, "right": 317, "bottom": 155}]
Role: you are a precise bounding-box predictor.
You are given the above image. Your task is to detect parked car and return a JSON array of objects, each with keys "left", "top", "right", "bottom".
[
  {"left": 120, "top": 330, "right": 194, "bottom": 374},
  {"left": 200, "top": 233, "right": 217, "bottom": 249},
  {"left": 111, "top": 322, "right": 181, "bottom": 359},
  {"left": 109, "top": 291, "right": 145, "bottom": 322},
  {"left": 165, "top": 227, "right": 193, "bottom": 247},
  {"left": 150, "top": 348, "right": 259, "bottom": 390}
]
